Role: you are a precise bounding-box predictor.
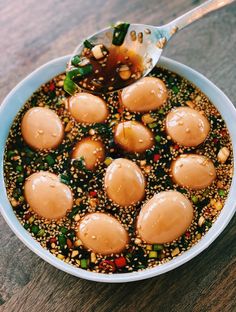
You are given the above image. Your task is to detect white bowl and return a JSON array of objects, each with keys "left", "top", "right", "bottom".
[{"left": 0, "top": 56, "right": 235, "bottom": 283}]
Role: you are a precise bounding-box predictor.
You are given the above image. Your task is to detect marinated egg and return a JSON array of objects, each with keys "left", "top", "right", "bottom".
[
  {"left": 171, "top": 154, "right": 216, "bottom": 189},
  {"left": 72, "top": 137, "right": 105, "bottom": 171},
  {"left": 166, "top": 107, "right": 210, "bottom": 147},
  {"left": 21, "top": 107, "right": 64, "bottom": 150},
  {"left": 137, "top": 191, "right": 193, "bottom": 244},
  {"left": 121, "top": 77, "right": 168, "bottom": 112},
  {"left": 77, "top": 212, "right": 129, "bottom": 255},
  {"left": 24, "top": 171, "right": 73, "bottom": 220},
  {"left": 114, "top": 121, "right": 154, "bottom": 153},
  {"left": 104, "top": 158, "right": 145, "bottom": 207},
  {"left": 68, "top": 93, "right": 108, "bottom": 123}
]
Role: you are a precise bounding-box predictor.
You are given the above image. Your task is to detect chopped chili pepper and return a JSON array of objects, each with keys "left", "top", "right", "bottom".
[
  {"left": 49, "top": 82, "right": 55, "bottom": 91},
  {"left": 153, "top": 154, "right": 161, "bottom": 162},
  {"left": 99, "top": 260, "right": 116, "bottom": 272},
  {"left": 173, "top": 144, "right": 179, "bottom": 150},
  {"left": 50, "top": 237, "right": 57, "bottom": 244},
  {"left": 185, "top": 231, "right": 190, "bottom": 239},
  {"left": 89, "top": 191, "right": 97, "bottom": 197},
  {"left": 115, "top": 256, "right": 127, "bottom": 268},
  {"left": 67, "top": 238, "right": 73, "bottom": 249}
]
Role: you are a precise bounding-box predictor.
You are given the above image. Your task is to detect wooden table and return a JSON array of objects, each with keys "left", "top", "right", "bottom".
[{"left": 0, "top": 0, "right": 236, "bottom": 311}]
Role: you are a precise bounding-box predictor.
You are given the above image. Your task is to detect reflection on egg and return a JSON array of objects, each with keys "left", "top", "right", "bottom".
[
  {"left": 24, "top": 171, "right": 73, "bottom": 220},
  {"left": 104, "top": 158, "right": 145, "bottom": 207},
  {"left": 21, "top": 107, "right": 64, "bottom": 150},
  {"left": 72, "top": 137, "right": 105, "bottom": 170},
  {"left": 171, "top": 154, "right": 216, "bottom": 189},
  {"left": 166, "top": 107, "right": 210, "bottom": 147},
  {"left": 77, "top": 212, "right": 129, "bottom": 255},
  {"left": 69, "top": 93, "right": 108, "bottom": 123},
  {"left": 137, "top": 191, "right": 193, "bottom": 244},
  {"left": 121, "top": 77, "right": 167, "bottom": 112},
  {"left": 114, "top": 121, "right": 154, "bottom": 153}
]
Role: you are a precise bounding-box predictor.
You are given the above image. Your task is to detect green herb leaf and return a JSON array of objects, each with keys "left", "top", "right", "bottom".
[{"left": 71, "top": 55, "right": 81, "bottom": 66}]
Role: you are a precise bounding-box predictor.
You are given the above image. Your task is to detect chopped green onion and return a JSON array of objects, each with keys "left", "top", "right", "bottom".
[
  {"left": 81, "top": 259, "right": 88, "bottom": 269},
  {"left": 158, "top": 108, "right": 165, "bottom": 114},
  {"left": 83, "top": 39, "right": 94, "bottom": 49},
  {"left": 60, "top": 174, "right": 70, "bottom": 185},
  {"left": 68, "top": 207, "right": 79, "bottom": 220},
  {"left": 155, "top": 135, "right": 161, "bottom": 143},
  {"left": 16, "top": 165, "right": 23, "bottom": 173},
  {"left": 58, "top": 234, "right": 67, "bottom": 249},
  {"left": 37, "top": 229, "right": 45, "bottom": 237},
  {"left": 218, "top": 189, "right": 226, "bottom": 197},
  {"left": 191, "top": 195, "right": 198, "bottom": 204},
  {"left": 148, "top": 122, "right": 158, "bottom": 129},
  {"left": 31, "top": 224, "right": 39, "bottom": 235},
  {"left": 71, "top": 55, "right": 81, "bottom": 66},
  {"left": 7, "top": 150, "right": 16, "bottom": 159},
  {"left": 66, "top": 65, "right": 93, "bottom": 80},
  {"left": 112, "top": 22, "right": 130, "bottom": 46},
  {"left": 172, "top": 86, "right": 179, "bottom": 94},
  {"left": 17, "top": 176, "right": 24, "bottom": 183},
  {"left": 149, "top": 251, "right": 158, "bottom": 258},
  {"left": 24, "top": 223, "right": 30, "bottom": 230},
  {"left": 153, "top": 244, "right": 163, "bottom": 251},
  {"left": 45, "top": 155, "right": 55, "bottom": 166},
  {"left": 59, "top": 226, "right": 68, "bottom": 235},
  {"left": 63, "top": 76, "right": 78, "bottom": 95}
]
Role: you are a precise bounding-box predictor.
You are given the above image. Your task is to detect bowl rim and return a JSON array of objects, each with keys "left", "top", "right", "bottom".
[{"left": 0, "top": 55, "right": 235, "bottom": 283}]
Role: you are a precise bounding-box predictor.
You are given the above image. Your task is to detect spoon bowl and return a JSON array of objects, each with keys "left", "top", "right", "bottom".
[{"left": 68, "top": 0, "right": 234, "bottom": 93}]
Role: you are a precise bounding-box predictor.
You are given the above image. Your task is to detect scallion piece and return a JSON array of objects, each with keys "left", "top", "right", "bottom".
[
  {"left": 45, "top": 155, "right": 55, "bottom": 166},
  {"left": 83, "top": 39, "right": 94, "bottom": 49},
  {"left": 67, "top": 64, "right": 93, "bottom": 80},
  {"left": 63, "top": 76, "right": 78, "bottom": 95},
  {"left": 71, "top": 55, "right": 81, "bottom": 66},
  {"left": 80, "top": 259, "right": 88, "bottom": 269},
  {"left": 112, "top": 22, "right": 130, "bottom": 46}
]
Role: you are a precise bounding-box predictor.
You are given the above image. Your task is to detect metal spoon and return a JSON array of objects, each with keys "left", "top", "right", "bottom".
[{"left": 69, "top": 0, "right": 234, "bottom": 93}]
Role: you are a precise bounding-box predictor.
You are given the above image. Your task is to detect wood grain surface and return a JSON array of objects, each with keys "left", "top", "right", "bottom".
[{"left": 0, "top": 0, "right": 236, "bottom": 311}]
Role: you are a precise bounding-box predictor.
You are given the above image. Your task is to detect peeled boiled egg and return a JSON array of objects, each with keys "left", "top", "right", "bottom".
[
  {"left": 77, "top": 212, "right": 129, "bottom": 255},
  {"left": 166, "top": 107, "right": 210, "bottom": 147},
  {"left": 24, "top": 171, "right": 73, "bottom": 220},
  {"left": 104, "top": 158, "right": 145, "bottom": 207},
  {"left": 121, "top": 77, "right": 168, "bottom": 112},
  {"left": 69, "top": 93, "right": 108, "bottom": 123},
  {"left": 137, "top": 191, "right": 193, "bottom": 244},
  {"left": 21, "top": 107, "right": 64, "bottom": 150},
  {"left": 72, "top": 137, "right": 105, "bottom": 170},
  {"left": 114, "top": 121, "right": 154, "bottom": 153},
  {"left": 171, "top": 154, "right": 216, "bottom": 189}
]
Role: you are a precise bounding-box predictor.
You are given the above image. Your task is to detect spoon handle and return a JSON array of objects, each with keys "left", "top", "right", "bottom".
[{"left": 164, "top": 0, "right": 234, "bottom": 37}]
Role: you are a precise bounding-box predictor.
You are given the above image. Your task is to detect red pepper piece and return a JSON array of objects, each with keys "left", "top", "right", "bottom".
[
  {"left": 50, "top": 237, "right": 57, "bottom": 244},
  {"left": 213, "top": 138, "right": 218, "bottom": 144},
  {"left": 153, "top": 154, "right": 161, "bottom": 162},
  {"left": 24, "top": 212, "right": 32, "bottom": 220},
  {"left": 99, "top": 260, "right": 116, "bottom": 272},
  {"left": 114, "top": 256, "right": 127, "bottom": 268},
  {"left": 185, "top": 231, "right": 190, "bottom": 239},
  {"left": 49, "top": 82, "right": 55, "bottom": 91},
  {"left": 89, "top": 190, "right": 97, "bottom": 197},
  {"left": 66, "top": 238, "right": 73, "bottom": 249},
  {"left": 173, "top": 144, "right": 179, "bottom": 150}
]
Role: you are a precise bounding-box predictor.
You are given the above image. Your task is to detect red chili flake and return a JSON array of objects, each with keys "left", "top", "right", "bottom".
[
  {"left": 24, "top": 212, "right": 32, "bottom": 220},
  {"left": 99, "top": 260, "right": 116, "bottom": 272},
  {"left": 185, "top": 231, "right": 190, "bottom": 239},
  {"left": 67, "top": 238, "right": 73, "bottom": 249},
  {"left": 114, "top": 256, "right": 127, "bottom": 268},
  {"left": 89, "top": 191, "right": 97, "bottom": 197},
  {"left": 153, "top": 154, "right": 161, "bottom": 162},
  {"left": 173, "top": 144, "right": 179, "bottom": 150},
  {"left": 49, "top": 82, "right": 55, "bottom": 91},
  {"left": 117, "top": 107, "right": 123, "bottom": 113},
  {"left": 50, "top": 237, "right": 57, "bottom": 244},
  {"left": 213, "top": 138, "right": 218, "bottom": 144},
  {"left": 220, "top": 129, "right": 227, "bottom": 137}
]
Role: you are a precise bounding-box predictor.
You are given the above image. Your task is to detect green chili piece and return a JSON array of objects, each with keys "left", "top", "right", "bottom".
[
  {"left": 112, "top": 22, "right": 130, "bottom": 46},
  {"left": 153, "top": 244, "right": 163, "bottom": 251}
]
